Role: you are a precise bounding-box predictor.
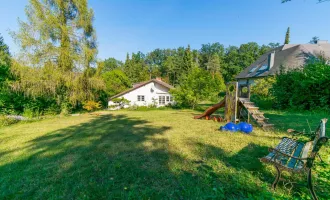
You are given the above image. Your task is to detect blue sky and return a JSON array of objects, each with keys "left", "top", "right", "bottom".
[{"left": 0, "top": 0, "right": 329, "bottom": 61}]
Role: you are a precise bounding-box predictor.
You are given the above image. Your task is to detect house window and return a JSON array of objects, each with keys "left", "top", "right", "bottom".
[
  {"left": 159, "top": 96, "right": 165, "bottom": 105},
  {"left": 170, "top": 96, "right": 173, "bottom": 102},
  {"left": 166, "top": 96, "right": 170, "bottom": 102},
  {"left": 249, "top": 66, "right": 257, "bottom": 73},
  {"left": 137, "top": 95, "right": 145, "bottom": 101},
  {"left": 258, "top": 65, "right": 268, "bottom": 71}
]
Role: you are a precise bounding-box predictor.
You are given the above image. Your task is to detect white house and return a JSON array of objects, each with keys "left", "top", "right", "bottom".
[{"left": 108, "top": 78, "right": 175, "bottom": 109}]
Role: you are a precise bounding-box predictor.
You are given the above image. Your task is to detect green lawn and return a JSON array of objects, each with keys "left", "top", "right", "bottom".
[{"left": 0, "top": 109, "right": 329, "bottom": 199}]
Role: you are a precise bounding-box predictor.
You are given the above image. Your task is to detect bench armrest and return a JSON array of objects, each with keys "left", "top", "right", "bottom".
[
  {"left": 287, "top": 129, "right": 304, "bottom": 135},
  {"left": 269, "top": 147, "right": 308, "bottom": 161},
  {"left": 287, "top": 129, "right": 315, "bottom": 139}
]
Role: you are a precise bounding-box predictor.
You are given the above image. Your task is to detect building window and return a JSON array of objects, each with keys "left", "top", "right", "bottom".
[
  {"left": 159, "top": 96, "right": 165, "bottom": 105},
  {"left": 166, "top": 96, "right": 170, "bottom": 102},
  {"left": 249, "top": 66, "right": 257, "bottom": 73},
  {"left": 137, "top": 95, "right": 145, "bottom": 101},
  {"left": 170, "top": 96, "right": 173, "bottom": 102},
  {"left": 258, "top": 65, "right": 268, "bottom": 71}
]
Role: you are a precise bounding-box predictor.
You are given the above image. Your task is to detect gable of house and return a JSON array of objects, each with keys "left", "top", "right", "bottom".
[{"left": 108, "top": 79, "right": 174, "bottom": 107}]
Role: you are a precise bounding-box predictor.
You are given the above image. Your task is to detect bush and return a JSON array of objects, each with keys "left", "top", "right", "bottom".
[
  {"left": 170, "top": 67, "right": 225, "bottom": 109},
  {"left": 0, "top": 115, "right": 19, "bottom": 127},
  {"left": 271, "top": 62, "right": 330, "bottom": 110},
  {"left": 111, "top": 97, "right": 130, "bottom": 109},
  {"left": 250, "top": 77, "right": 275, "bottom": 109},
  {"left": 83, "top": 101, "right": 102, "bottom": 112},
  {"left": 43, "top": 104, "right": 60, "bottom": 116}
]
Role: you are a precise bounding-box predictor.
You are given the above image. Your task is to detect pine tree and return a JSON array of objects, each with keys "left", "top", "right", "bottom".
[
  {"left": 284, "top": 27, "right": 290, "bottom": 44},
  {"left": 182, "top": 45, "right": 193, "bottom": 72}
]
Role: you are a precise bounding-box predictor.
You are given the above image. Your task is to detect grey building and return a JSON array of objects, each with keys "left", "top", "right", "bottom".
[{"left": 236, "top": 40, "right": 330, "bottom": 86}]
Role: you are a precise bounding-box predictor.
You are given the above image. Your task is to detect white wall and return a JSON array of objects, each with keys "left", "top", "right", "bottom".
[{"left": 108, "top": 81, "right": 174, "bottom": 108}]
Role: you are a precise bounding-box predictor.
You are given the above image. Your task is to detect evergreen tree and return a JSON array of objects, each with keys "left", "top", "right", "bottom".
[
  {"left": 182, "top": 45, "right": 193, "bottom": 73},
  {"left": 206, "top": 54, "right": 220, "bottom": 78},
  {"left": 284, "top": 27, "right": 290, "bottom": 44},
  {"left": 163, "top": 56, "right": 176, "bottom": 85},
  {"left": 123, "top": 52, "right": 149, "bottom": 83}
]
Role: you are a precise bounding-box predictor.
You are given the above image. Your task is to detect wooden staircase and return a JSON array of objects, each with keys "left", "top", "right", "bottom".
[{"left": 238, "top": 98, "right": 274, "bottom": 130}]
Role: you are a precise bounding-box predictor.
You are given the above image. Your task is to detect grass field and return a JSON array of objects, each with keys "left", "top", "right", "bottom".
[{"left": 0, "top": 109, "right": 329, "bottom": 199}]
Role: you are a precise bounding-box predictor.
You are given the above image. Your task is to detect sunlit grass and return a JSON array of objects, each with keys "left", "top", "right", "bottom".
[{"left": 0, "top": 109, "right": 329, "bottom": 199}]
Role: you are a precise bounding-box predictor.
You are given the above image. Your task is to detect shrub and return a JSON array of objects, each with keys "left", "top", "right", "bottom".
[
  {"left": 43, "top": 104, "right": 60, "bottom": 116},
  {"left": 60, "top": 102, "right": 73, "bottom": 115},
  {"left": 23, "top": 108, "right": 34, "bottom": 118},
  {"left": 83, "top": 101, "right": 102, "bottom": 112},
  {"left": 250, "top": 76, "right": 276, "bottom": 109},
  {"left": 271, "top": 62, "right": 330, "bottom": 110},
  {"left": 170, "top": 67, "right": 225, "bottom": 109},
  {"left": 111, "top": 97, "right": 130, "bottom": 109}
]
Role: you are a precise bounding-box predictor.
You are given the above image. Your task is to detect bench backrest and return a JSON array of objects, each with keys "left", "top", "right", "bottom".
[{"left": 307, "top": 118, "right": 328, "bottom": 168}]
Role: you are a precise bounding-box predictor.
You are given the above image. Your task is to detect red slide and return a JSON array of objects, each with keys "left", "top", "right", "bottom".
[{"left": 194, "top": 98, "right": 226, "bottom": 119}]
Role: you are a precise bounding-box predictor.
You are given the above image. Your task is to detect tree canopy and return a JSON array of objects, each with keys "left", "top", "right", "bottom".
[{"left": 10, "top": 0, "right": 104, "bottom": 112}]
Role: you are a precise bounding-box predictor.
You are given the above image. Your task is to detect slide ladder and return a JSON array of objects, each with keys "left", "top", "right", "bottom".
[{"left": 239, "top": 98, "right": 274, "bottom": 130}]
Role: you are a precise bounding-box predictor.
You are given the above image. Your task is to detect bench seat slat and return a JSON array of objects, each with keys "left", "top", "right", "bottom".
[
  {"left": 286, "top": 142, "right": 304, "bottom": 169},
  {"left": 262, "top": 137, "right": 298, "bottom": 165}
]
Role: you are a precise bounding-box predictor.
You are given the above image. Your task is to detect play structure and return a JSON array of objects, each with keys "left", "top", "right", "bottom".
[{"left": 194, "top": 82, "right": 274, "bottom": 130}]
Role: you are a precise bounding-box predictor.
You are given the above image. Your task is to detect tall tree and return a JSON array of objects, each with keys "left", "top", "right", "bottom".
[
  {"left": 199, "top": 42, "right": 225, "bottom": 70},
  {"left": 0, "top": 34, "right": 11, "bottom": 83},
  {"left": 284, "top": 27, "right": 290, "bottom": 44},
  {"left": 11, "top": 0, "right": 104, "bottom": 108},
  {"left": 101, "top": 57, "right": 123, "bottom": 73},
  {"left": 206, "top": 54, "right": 220, "bottom": 78},
  {"left": 182, "top": 45, "right": 193, "bottom": 73},
  {"left": 123, "top": 52, "right": 149, "bottom": 83},
  {"left": 13, "top": 0, "right": 97, "bottom": 70},
  {"left": 163, "top": 55, "right": 176, "bottom": 85},
  {"left": 102, "top": 69, "right": 131, "bottom": 97}
]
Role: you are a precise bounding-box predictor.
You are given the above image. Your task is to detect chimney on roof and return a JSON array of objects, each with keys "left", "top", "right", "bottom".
[
  {"left": 268, "top": 51, "right": 275, "bottom": 70},
  {"left": 317, "top": 40, "right": 328, "bottom": 45},
  {"left": 156, "top": 77, "right": 162, "bottom": 81}
]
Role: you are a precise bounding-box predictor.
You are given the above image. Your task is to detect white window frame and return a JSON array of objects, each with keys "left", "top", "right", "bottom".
[
  {"left": 137, "top": 95, "right": 145, "bottom": 102},
  {"left": 159, "top": 96, "right": 165, "bottom": 105},
  {"left": 166, "top": 96, "right": 170, "bottom": 102}
]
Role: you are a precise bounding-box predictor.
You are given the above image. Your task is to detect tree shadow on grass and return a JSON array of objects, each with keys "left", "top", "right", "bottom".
[
  {"left": 0, "top": 114, "right": 179, "bottom": 199},
  {"left": 1, "top": 112, "right": 326, "bottom": 199},
  {"left": 193, "top": 142, "right": 272, "bottom": 178}
]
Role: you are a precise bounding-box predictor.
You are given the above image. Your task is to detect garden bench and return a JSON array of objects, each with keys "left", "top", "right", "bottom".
[{"left": 260, "top": 119, "right": 328, "bottom": 200}]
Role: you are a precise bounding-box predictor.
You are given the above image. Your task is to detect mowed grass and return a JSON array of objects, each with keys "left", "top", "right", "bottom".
[{"left": 0, "top": 109, "right": 329, "bottom": 199}]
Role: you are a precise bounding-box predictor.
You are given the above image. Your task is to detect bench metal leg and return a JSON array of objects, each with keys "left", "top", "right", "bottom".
[
  {"left": 272, "top": 166, "right": 281, "bottom": 190},
  {"left": 307, "top": 168, "right": 318, "bottom": 200}
]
